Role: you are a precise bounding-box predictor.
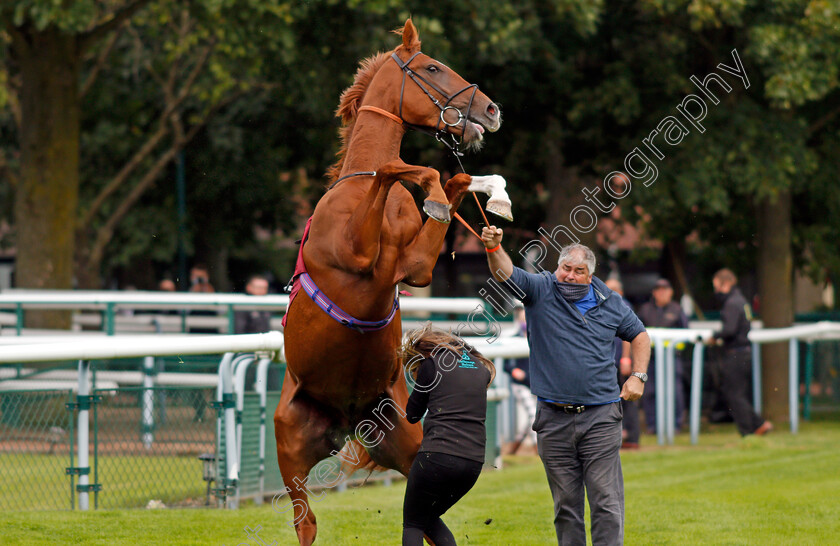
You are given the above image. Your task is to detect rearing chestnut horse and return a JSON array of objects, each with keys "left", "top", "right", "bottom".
[{"left": 276, "top": 20, "right": 506, "bottom": 545}]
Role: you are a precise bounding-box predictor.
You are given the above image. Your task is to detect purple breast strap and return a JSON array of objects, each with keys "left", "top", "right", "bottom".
[{"left": 299, "top": 273, "right": 399, "bottom": 334}]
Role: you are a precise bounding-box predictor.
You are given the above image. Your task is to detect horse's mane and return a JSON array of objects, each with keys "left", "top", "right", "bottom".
[{"left": 325, "top": 51, "right": 392, "bottom": 184}]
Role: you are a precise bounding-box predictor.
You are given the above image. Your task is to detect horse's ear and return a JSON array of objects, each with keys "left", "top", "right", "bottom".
[{"left": 400, "top": 18, "right": 421, "bottom": 52}]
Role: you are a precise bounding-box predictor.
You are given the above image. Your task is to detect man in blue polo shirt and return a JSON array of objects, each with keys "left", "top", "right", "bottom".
[{"left": 481, "top": 225, "right": 650, "bottom": 545}]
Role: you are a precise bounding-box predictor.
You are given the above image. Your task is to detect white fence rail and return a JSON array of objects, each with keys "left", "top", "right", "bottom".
[
  {"left": 0, "top": 290, "right": 485, "bottom": 335},
  {"left": 0, "top": 332, "right": 284, "bottom": 510},
  {"left": 748, "top": 321, "right": 840, "bottom": 434}
]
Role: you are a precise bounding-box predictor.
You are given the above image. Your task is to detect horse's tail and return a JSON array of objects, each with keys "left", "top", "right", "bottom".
[{"left": 336, "top": 439, "right": 387, "bottom": 484}]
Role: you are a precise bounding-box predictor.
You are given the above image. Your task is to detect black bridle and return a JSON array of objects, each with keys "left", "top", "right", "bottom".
[{"left": 390, "top": 51, "right": 479, "bottom": 161}]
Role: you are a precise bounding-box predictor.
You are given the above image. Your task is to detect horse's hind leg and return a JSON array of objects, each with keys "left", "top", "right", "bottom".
[
  {"left": 273, "top": 373, "right": 343, "bottom": 546},
  {"left": 362, "top": 376, "right": 422, "bottom": 476}
]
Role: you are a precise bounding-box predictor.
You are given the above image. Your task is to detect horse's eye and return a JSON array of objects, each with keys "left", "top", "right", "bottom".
[{"left": 427, "top": 65, "right": 439, "bottom": 73}]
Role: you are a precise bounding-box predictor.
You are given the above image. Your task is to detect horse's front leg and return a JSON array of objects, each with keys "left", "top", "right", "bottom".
[
  {"left": 467, "top": 174, "right": 513, "bottom": 221},
  {"left": 377, "top": 159, "right": 450, "bottom": 222},
  {"left": 397, "top": 173, "right": 474, "bottom": 286},
  {"left": 337, "top": 160, "right": 442, "bottom": 273}
]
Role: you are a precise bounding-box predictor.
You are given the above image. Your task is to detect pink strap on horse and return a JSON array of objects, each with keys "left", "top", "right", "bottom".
[{"left": 281, "top": 216, "right": 312, "bottom": 328}]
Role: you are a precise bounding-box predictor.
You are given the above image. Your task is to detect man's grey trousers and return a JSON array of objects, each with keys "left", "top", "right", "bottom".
[{"left": 534, "top": 400, "right": 624, "bottom": 545}]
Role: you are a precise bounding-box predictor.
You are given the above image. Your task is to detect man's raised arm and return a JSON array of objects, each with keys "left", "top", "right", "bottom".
[{"left": 481, "top": 226, "right": 513, "bottom": 282}]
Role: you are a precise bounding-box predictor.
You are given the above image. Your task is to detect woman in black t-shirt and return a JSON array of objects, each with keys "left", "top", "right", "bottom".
[{"left": 400, "top": 323, "right": 495, "bottom": 546}]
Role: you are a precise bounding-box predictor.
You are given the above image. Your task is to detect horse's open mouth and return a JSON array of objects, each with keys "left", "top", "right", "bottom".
[
  {"left": 464, "top": 113, "right": 500, "bottom": 142},
  {"left": 462, "top": 119, "right": 487, "bottom": 145},
  {"left": 441, "top": 111, "right": 500, "bottom": 149}
]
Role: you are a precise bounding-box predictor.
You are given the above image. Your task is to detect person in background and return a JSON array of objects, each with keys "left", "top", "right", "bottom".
[
  {"left": 706, "top": 268, "right": 772, "bottom": 436},
  {"left": 234, "top": 274, "right": 272, "bottom": 334},
  {"left": 606, "top": 278, "right": 641, "bottom": 449},
  {"left": 503, "top": 304, "right": 537, "bottom": 452},
  {"left": 187, "top": 264, "right": 218, "bottom": 334},
  {"left": 152, "top": 277, "right": 179, "bottom": 321},
  {"left": 158, "top": 278, "right": 176, "bottom": 292},
  {"left": 189, "top": 264, "right": 215, "bottom": 293},
  {"left": 637, "top": 278, "right": 688, "bottom": 434},
  {"left": 401, "top": 323, "right": 495, "bottom": 546}
]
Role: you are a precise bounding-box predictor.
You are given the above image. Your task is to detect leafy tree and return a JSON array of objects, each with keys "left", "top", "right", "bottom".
[
  {"left": 2, "top": 0, "right": 151, "bottom": 326},
  {"left": 0, "top": 1, "right": 295, "bottom": 315},
  {"left": 609, "top": 0, "right": 840, "bottom": 420},
  {"left": 72, "top": 1, "right": 293, "bottom": 289}
]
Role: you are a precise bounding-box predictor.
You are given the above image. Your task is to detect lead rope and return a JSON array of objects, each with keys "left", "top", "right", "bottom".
[{"left": 448, "top": 146, "right": 490, "bottom": 242}]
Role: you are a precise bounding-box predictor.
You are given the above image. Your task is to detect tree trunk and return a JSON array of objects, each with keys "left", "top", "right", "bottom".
[
  {"left": 74, "top": 231, "right": 101, "bottom": 289},
  {"left": 757, "top": 189, "right": 794, "bottom": 422},
  {"left": 74, "top": 257, "right": 103, "bottom": 289},
  {"left": 542, "top": 118, "right": 597, "bottom": 269},
  {"left": 13, "top": 28, "right": 81, "bottom": 329},
  {"left": 208, "top": 247, "right": 230, "bottom": 293}
]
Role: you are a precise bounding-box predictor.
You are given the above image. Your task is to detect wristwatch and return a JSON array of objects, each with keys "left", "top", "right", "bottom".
[{"left": 631, "top": 372, "right": 648, "bottom": 383}]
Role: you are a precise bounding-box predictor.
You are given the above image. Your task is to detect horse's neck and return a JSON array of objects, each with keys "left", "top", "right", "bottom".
[{"left": 340, "top": 115, "right": 405, "bottom": 174}]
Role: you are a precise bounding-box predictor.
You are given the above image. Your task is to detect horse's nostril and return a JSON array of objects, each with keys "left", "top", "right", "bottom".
[{"left": 487, "top": 104, "right": 497, "bottom": 117}]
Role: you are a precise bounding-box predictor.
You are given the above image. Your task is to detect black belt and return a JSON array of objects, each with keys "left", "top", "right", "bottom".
[{"left": 548, "top": 402, "right": 586, "bottom": 414}]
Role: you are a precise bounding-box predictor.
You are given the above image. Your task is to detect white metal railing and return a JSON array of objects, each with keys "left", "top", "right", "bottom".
[
  {"left": 0, "top": 290, "right": 485, "bottom": 335},
  {"left": 0, "top": 332, "right": 284, "bottom": 363},
  {"left": 0, "top": 332, "right": 284, "bottom": 511},
  {"left": 747, "top": 321, "right": 840, "bottom": 434},
  {"left": 646, "top": 322, "right": 840, "bottom": 444},
  {"left": 647, "top": 328, "right": 712, "bottom": 445},
  {"left": 471, "top": 329, "right": 713, "bottom": 446},
  {"left": 475, "top": 323, "right": 840, "bottom": 445}
]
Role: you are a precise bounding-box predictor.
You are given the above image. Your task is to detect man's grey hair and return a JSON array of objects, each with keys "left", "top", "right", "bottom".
[{"left": 557, "top": 244, "right": 596, "bottom": 277}]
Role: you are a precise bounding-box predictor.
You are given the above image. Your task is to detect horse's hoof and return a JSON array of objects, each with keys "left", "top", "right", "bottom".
[
  {"left": 486, "top": 199, "right": 513, "bottom": 221},
  {"left": 423, "top": 200, "right": 452, "bottom": 223}
]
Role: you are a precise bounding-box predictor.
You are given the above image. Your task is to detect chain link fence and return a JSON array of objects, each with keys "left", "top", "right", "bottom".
[
  {"left": 92, "top": 386, "right": 217, "bottom": 509},
  {"left": 804, "top": 339, "right": 840, "bottom": 418},
  {"left": 0, "top": 389, "right": 75, "bottom": 510},
  {"left": 0, "top": 385, "right": 218, "bottom": 510},
  {"left": 2, "top": 362, "right": 506, "bottom": 511}
]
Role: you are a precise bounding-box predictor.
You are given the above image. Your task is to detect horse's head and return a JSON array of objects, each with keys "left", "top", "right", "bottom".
[{"left": 382, "top": 20, "right": 501, "bottom": 151}]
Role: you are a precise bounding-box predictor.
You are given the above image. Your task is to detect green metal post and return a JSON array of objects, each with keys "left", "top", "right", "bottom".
[
  {"left": 15, "top": 303, "right": 23, "bottom": 335},
  {"left": 68, "top": 390, "right": 75, "bottom": 510},
  {"left": 227, "top": 304, "right": 235, "bottom": 335},
  {"left": 105, "top": 303, "right": 115, "bottom": 335},
  {"left": 94, "top": 383, "right": 99, "bottom": 510}
]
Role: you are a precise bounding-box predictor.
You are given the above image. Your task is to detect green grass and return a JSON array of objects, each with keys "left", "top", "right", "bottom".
[
  {"left": 0, "top": 453, "right": 74, "bottom": 510},
  {"left": 3, "top": 421, "right": 840, "bottom": 545}
]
